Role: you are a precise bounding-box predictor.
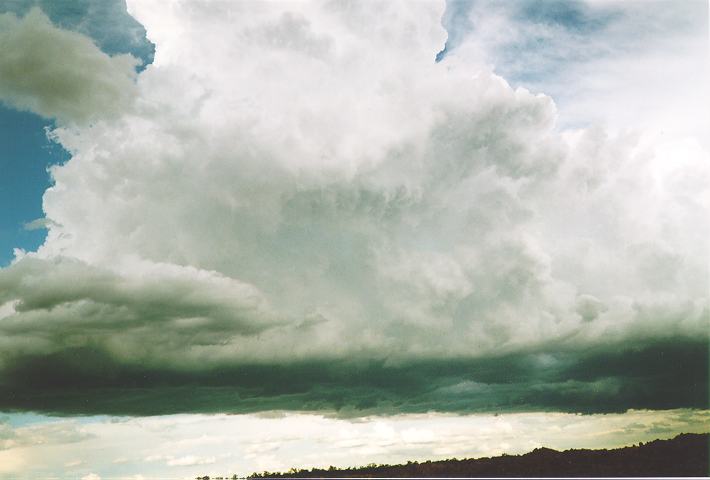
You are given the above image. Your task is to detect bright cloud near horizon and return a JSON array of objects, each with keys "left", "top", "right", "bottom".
[{"left": 0, "top": 0, "right": 708, "bottom": 478}]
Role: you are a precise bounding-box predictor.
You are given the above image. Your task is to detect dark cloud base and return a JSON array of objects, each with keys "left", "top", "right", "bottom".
[{"left": 0, "top": 338, "right": 706, "bottom": 417}]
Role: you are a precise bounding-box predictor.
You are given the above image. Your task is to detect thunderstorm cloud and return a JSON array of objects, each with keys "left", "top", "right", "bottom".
[{"left": 0, "top": 0, "right": 707, "bottom": 417}]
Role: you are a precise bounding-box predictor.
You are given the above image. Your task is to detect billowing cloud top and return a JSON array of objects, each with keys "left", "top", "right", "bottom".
[{"left": 0, "top": 0, "right": 707, "bottom": 416}]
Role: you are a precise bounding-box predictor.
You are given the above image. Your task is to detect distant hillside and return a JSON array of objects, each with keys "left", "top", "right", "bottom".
[{"left": 247, "top": 432, "right": 708, "bottom": 478}]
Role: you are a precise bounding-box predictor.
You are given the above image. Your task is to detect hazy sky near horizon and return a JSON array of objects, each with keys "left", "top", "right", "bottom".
[{"left": 0, "top": 0, "right": 708, "bottom": 478}]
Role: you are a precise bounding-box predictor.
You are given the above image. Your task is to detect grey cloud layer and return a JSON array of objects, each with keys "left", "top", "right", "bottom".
[
  {"left": 0, "top": 8, "right": 138, "bottom": 123},
  {"left": 0, "top": 0, "right": 707, "bottom": 416},
  {"left": 0, "top": 339, "right": 705, "bottom": 416},
  {"left": 0, "top": 0, "right": 154, "bottom": 66}
]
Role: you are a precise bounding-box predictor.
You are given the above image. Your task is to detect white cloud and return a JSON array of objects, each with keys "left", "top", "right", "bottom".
[
  {"left": 0, "top": 0, "right": 706, "bottom": 415},
  {"left": 166, "top": 455, "right": 216, "bottom": 467},
  {"left": 445, "top": 0, "right": 710, "bottom": 143},
  {"left": 0, "top": 8, "right": 138, "bottom": 124},
  {"left": 0, "top": 410, "right": 708, "bottom": 479},
  {"left": 0, "top": 420, "right": 92, "bottom": 451}
]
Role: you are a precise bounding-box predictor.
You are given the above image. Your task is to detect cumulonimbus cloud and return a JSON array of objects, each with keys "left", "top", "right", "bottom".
[{"left": 0, "top": 0, "right": 707, "bottom": 416}]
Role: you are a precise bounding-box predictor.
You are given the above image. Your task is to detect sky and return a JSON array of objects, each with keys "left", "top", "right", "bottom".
[{"left": 0, "top": 0, "right": 708, "bottom": 478}]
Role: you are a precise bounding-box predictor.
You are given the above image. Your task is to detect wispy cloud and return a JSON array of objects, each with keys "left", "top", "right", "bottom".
[{"left": 439, "top": 0, "right": 709, "bottom": 138}]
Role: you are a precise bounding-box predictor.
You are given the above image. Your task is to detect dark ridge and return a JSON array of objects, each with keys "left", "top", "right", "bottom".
[{"left": 242, "top": 432, "right": 708, "bottom": 478}]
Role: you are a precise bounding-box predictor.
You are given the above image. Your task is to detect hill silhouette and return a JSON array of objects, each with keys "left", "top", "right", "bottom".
[{"left": 246, "top": 432, "right": 708, "bottom": 478}]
